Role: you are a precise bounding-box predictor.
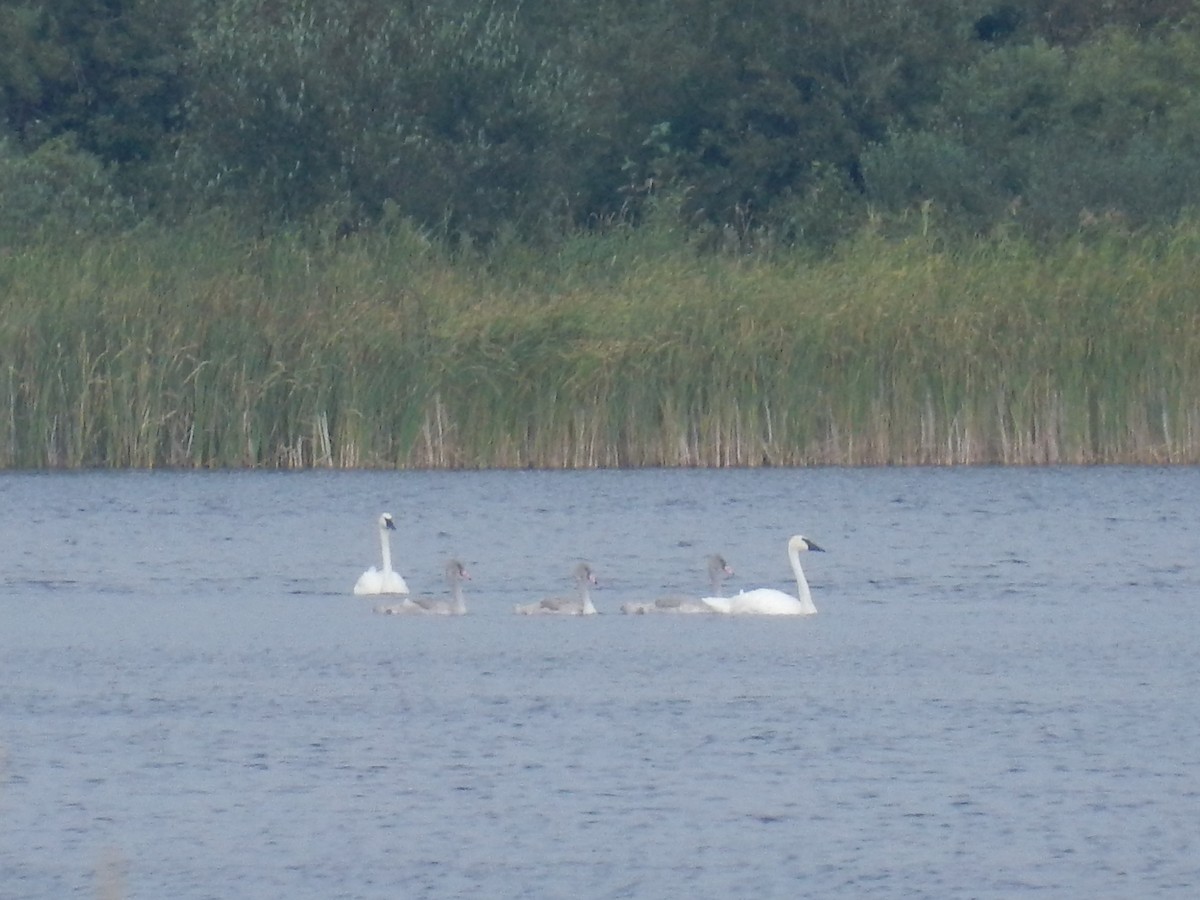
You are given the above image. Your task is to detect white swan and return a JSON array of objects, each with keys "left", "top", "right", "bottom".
[
  {"left": 352, "top": 513, "right": 410, "bottom": 595},
  {"left": 375, "top": 559, "right": 470, "bottom": 616},
  {"left": 701, "top": 535, "right": 824, "bottom": 615},
  {"left": 515, "top": 562, "right": 598, "bottom": 615},
  {"left": 621, "top": 554, "right": 734, "bottom": 614}
]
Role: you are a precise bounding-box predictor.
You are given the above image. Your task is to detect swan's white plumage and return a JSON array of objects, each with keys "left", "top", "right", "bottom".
[
  {"left": 701, "top": 535, "right": 823, "bottom": 616},
  {"left": 376, "top": 559, "right": 470, "bottom": 615},
  {"left": 515, "top": 562, "right": 598, "bottom": 615},
  {"left": 621, "top": 554, "right": 733, "bottom": 614},
  {"left": 353, "top": 513, "right": 410, "bottom": 595}
]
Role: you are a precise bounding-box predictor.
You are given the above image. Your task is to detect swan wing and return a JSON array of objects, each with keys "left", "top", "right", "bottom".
[
  {"left": 354, "top": 567, "right": 382, "bottom": 595},
  {"left": 729, "top": 588, "right": 810, "bottom": 616},
  {"left": 411, "top": 596, "right": 466, "bottom": 615},
  {"left": 355, "top": 568, "right": 409, "bottom": 596},
  {"left": 514, "top": 600, "right": 554, "bottom": 615},
  {"left": 515, "top": 597, "right": 587, "bottom": 615},
  {"left": 623, "top": 596, "right": 716, "bottom": 614},
  {"left": 620, "top": 596, "right": 682, "bottom": 614},
  {"left": 672, "top": 599, "right": 717, "bottom": 614},
  {"left": 379, "top": 571, "right": 410, "bottom": 594},
  {"left": 654, "top": 595, "right": 686, "bottom": 609}
]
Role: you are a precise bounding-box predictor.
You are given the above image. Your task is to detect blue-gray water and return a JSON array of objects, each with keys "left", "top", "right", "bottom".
[{"left": 2, "top": 468, "right": 1199, "bottom": 898}]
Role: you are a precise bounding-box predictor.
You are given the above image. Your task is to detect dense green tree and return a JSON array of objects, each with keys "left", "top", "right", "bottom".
[
  {"left": 564, "top": 0, "right": 984, "bottom": 239},
  {"left": 1012, "top": 0, "right": 1195, "bottom": 45},
  {"left": 178, "top": 0, "right": 594, "bottom": 240},
  {"left": 863, "top": 24, "right": 1200, "bottom": 235},
  {"left": 0, "top": 0, "right": 189, "bottom": 165},
  {"left": 0, "top": 133, "right": 133, "bottom": 244},
  {"left": 5, "top": 0, "right": 1200, "bottom": 247}
]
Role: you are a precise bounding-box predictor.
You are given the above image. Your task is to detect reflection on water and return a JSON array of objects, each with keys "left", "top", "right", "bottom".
[{"left": 2, "top": 468, "right": 1200, "bottom": 898}]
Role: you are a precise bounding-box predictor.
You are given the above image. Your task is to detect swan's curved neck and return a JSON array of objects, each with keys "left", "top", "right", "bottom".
[
  {"left": 788, "top": 544, "right": 817, "bottom": 614},
  {"left": 449, "top": 573, "right": 467, "bottom": 614},
  {"left": 578, "top": 581, "right": 596, "bottom": 615},
  {"left": 379, "top": 527, "right": 394, "bottom": 574}
]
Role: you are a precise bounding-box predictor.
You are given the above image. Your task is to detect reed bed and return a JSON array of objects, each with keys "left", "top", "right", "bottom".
[{"left": 3, "top": 218, "right": 1199, "bottom": 468}]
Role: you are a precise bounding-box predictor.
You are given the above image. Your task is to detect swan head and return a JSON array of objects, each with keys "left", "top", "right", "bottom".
[
  {"left": 789, "top": 534, "right": 824, "bottom": 553},
  {"left": 708, "top": 554, "right": 734, "bottom": 577},
  {"left": 573, "top": 562, "right": 598, "bottom": 586},
  {"left": 446, "top": 559, "right": 471, "bottom": 581},
  {"left": 379, "top": 513, "right": 397, "bottom": 531}
]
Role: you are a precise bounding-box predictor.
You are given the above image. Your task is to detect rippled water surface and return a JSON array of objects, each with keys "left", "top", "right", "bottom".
[{"left": 3, "top": 468, "right": 1199, "bottom": 898}]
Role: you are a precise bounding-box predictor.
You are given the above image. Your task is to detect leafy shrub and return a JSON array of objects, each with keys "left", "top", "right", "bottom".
[
  {"left": 0, "top": 135, "right": 134, "bottom": 246},
  {"left": 865, "top": 26, "right": 1200, "bottom": 236}
]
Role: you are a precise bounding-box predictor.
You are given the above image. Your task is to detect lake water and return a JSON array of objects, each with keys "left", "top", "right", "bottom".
[{"left": 2, "top": 467, "right": 1199, "bottom": 898}]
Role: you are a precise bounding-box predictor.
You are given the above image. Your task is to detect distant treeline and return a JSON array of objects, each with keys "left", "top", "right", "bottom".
[{"left": 3, "top": 0, "right": 1200, "bottom": 246}]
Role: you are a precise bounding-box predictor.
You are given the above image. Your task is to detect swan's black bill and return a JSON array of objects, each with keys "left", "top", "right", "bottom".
[{"left": 806, "top": 539, "right": 825, "bottom": 552}]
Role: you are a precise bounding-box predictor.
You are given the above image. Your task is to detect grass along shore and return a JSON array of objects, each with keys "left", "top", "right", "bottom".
[{"left": 3, "top": 218, "right": 1199, "bottom": 468}]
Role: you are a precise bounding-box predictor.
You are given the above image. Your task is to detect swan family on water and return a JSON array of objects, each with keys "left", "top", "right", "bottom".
[
  {"left": 353, "top": 513, "right": 824, "bottom": 617},
  {"left": 698, "top": 535, "right": 823, "bottom": 616}
]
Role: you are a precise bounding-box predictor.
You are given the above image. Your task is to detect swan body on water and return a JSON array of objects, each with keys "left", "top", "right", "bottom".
[
  {"left": 376, "top": 559, "right": 470, "bottom": 615},
  {"left": 621, "top": 554, "right": 734, "bottom": 614},
  {"left": 353, "top": 513, "right": 410, "bottom": 596},
  {"left": 701, "top": 535, "right": 823, "bottom": 615},
  {"left": 515, "top": 563, "right": 598, "bottom": 615}
]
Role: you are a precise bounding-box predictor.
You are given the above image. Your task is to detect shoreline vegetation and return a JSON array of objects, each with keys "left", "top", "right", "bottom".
[
  {"left": 6, "top": 6, "right": 1200, "bottom": 469},
  {"left": 3, "top": 217, "right": 1199, "bottom": 470}
]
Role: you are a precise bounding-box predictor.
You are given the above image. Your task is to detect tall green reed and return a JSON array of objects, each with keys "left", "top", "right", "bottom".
[{"left": 3, "top": 216, "right": 1199, "bottom": 468}]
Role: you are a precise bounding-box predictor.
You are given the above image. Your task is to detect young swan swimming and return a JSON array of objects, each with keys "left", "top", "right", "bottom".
[
  {"left": 621, "top": 554, "right": 734, "bottom": 614},
  {"left": 353, "top": 513, "right": 410, "bottom": 595},
  {"left": 701, "top": 535, "right": 824, "bottom": 615},
  {"left": 514, "top": 562, "right": 598, "bottom": 615},
  {"left": 375, "top": 559, "right": 470, "bottom": 616}
]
